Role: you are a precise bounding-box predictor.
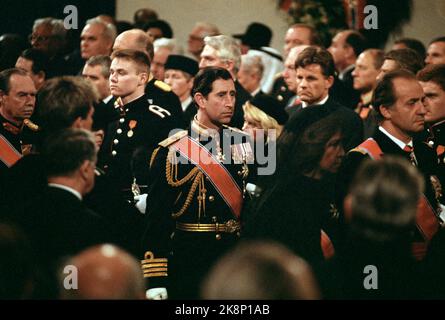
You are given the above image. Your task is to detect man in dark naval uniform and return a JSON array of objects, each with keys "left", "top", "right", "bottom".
[
  {"left": 102, "top": 49, "right": 179, "bottom": 199},
  {"left": 336, "top": 70, "right": 443, "bottom": 261},
  {"left": 141, "top": 67, "right": 254, "bottom": 299},
  {"left": 0, "top": 68, "right": 37, "bottom": 178},
  {"left": 418, "top": 63, "right": 445, "bottom": 195}
]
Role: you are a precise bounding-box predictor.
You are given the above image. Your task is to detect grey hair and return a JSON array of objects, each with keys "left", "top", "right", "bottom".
[
  {"left": 33, "top": 17, "right": 66, "bottom": 39},
  {"left": 85, "top": 17, "right": 117, "bottom": 42},
  {"left": 241, "top": 54, "right": 264, "bottom": 79},
  {"left": 204, "top": 35, "right": 242, "bottom": 74},
  {"left": 153, "top": 37, "right": 183, "bottom": 55}
]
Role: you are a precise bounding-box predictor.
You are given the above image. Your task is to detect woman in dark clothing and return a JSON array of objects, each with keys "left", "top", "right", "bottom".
[{"left": 244, "top": 105, "right": 344, "bottom": 269}]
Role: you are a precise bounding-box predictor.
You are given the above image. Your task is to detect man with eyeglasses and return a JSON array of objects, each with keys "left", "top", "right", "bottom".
[{"left": 29, "top": 17, "right": 76, "bottom": 77}]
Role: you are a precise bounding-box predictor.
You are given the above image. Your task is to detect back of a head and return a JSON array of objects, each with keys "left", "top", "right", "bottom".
[
  {"left": 60, "top": 244, "right": 145, "bottom": 299},
  {"left": 37, "top": 76, "right": 98, "bottom": 134},
  {"left": 348, "top": 156, "right": 424, "bottom": 242},
  {"left": 385, "top": 48, "right": 424, "bottom": 75},
  {"left": 133, "top": 8, "right": 159, "bottom": 29},
  {"left": 43, "top": 128, "right": 96, "bottom": 178},
  {"left": 113, "top": 29, "right": 154, "bottom": 61},
  {"left": 144, "top": 19, "right": 174, "bottom": 39},
  {"left": 202, "top": 241, "right": 320, "bottom": 300}
]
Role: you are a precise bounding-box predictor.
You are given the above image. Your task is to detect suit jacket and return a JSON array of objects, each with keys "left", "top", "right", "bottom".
[
  {"left": 15, "top": 186, "right": 111, "bottom": 263},
  {"left": 288, "top": 96, "right": 364, "bottom": 152}
]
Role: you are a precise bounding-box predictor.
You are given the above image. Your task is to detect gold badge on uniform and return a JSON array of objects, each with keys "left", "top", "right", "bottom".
[{"left": 128, "top": 120, "right": 137, "bottom": 138}]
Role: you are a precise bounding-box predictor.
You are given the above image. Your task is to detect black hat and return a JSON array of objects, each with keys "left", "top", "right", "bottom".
[
  {"left": 250, "top": 94, "right": 288, "bottom": 125},
  {"left": 164, "top": 55, "right": 199, "bottom": 76},
  {"left": 234, "top": 22, "right": 272, "bottom": 49}
]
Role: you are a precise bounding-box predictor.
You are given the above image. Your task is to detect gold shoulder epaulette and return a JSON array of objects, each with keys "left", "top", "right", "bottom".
[
  {"left": 348, "top": 147, "right": 367, "bottom": 155},
  {"left": 23, "top": 119, "right": 40, "bottom": 131},
  {"left": 154, "top": 80, "right": 172, "bottom": 92},
  {"left": 222, "top": 124, "right": 248, "bottom": 135},
  {"left": 159, "top": 130, "right": 188, "bottom": 147}
]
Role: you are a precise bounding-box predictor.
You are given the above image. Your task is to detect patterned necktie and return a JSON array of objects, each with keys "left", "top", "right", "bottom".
[{"left": 403, "top": 145, "right": 417, "bottom": 166}]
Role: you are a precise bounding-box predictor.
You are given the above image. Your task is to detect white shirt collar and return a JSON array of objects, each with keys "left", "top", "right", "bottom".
[
  {"left": 339, "top": 64, "right": 355, "bottom": 80},
  {"left": 103, "top": 95, "right": 113, "bottom": 104},
  {"left": 251, "top": 87, "right": 261, "bottom": 97},
  {"left": 181, "top": 96, "right": 193, "bottom": 112},
  {"left": 48, "top": 183, "right": 82, "bottom": 200},
  {"left": 378, "top": 126, "right": 413, "bottom": 150},
  {"left": 302, "top": 94, "right": 329, "bottom": 109}
]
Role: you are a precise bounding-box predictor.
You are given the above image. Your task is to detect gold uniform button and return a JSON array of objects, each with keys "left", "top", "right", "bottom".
[
  {"left": 117, "top": 128, "right": 122, "bottom": 134},
  {"left": 215, "top": 234, "right": 222, "bottom": 240},
  {"left": 112, "top": 150, "right": 117, "bottom": 156},
  {"left": 113, "top": 139, "right": 119, "bottom": 145},
  {"left": 209, "top": 196, "right": 215, "bottom": 202},
  {"left": 277, "top": 95, "right": 283, "bottom": 101},
  {"left": 119, "top": 118, "right": 125, "bottom": 123}
]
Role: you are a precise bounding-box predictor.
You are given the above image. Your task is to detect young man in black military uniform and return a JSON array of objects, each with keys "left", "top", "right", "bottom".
[
  {"left": 112, "top": 29, "right": 186, "bottom": 129},
  {"left": 418, "top": 63, "right": 445, "bottom": 200},
  {"left": 141, "top": 67, "right": 254, "bottom": 299},
  {"left": 0, "top": 68, "right": 37, "bottom": 177},
  {"left": 336, "top": 70, "right": 443, "bottom": 260},
  {"left": 102, "top": 49, "right": 180, "bottom": 200}
]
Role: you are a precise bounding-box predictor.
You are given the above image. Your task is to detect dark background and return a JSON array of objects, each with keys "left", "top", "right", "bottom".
[{"left": 0, "top": 0, "right": 116, "bottom": 51}]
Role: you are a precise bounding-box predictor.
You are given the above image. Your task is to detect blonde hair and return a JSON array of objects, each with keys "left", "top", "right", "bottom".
[{"left": 243, "top": 101, "right": 283, "bottom": 140}]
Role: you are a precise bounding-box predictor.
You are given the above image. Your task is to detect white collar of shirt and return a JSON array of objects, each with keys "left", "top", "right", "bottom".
[
  {"left": 302, "top": 94, "right": 329, "bottom": 109},
  {"left": 103, "top": 95, "right": 113, "bottom": 104},
  {"left": 48, "top": 183, "right": 82, "bottom": 200},
  {"left": 378, "top": 126, "right": 413, "bottom": 150},
  {"left": 181, "top": 96, "right": 193, "bottom": 112},
  {"left": 251, "top": 87, "right": 261, "bottom": 97}
]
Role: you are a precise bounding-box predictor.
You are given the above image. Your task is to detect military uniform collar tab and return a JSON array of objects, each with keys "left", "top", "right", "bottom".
[{"left": 191, "top": 117, "right": 220, "bottom": 138}]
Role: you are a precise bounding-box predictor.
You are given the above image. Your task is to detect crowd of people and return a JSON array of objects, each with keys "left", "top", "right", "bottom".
[{"left": 0, "top": 6, "right": 445, "bottom": 300}]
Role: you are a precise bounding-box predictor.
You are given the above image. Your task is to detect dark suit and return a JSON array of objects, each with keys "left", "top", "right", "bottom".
[
  {"left": 182, "top": 100, "right": 197, "bottom": 125},
  {"left": 288, "top": 96, "right": 364, "bottom": 152}
]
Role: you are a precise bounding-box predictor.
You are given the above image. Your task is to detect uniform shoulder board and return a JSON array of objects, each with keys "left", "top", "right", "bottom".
[
  {"left": 23, "top": 119, "right": 40, "bottom": 131},
  {"left": 158, "top": 130, "right": 188, "bottom": 147},
  {"left": 154, "top": 80, "right": 172, "bottom": 92},
  {"left": 222, "top": 124, "right": 248, "bottom": 135}
]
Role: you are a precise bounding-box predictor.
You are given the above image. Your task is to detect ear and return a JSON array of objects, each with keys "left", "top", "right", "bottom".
[
  {"left": 79, "top": 160, "right": 90, "bottom": 180},
  {"left": 193, "top": 92, "right": 206, "bottom": 109},
  {"left": 224, "top": 60, "right": 235, "bottom": 75},
  {"left": 72, "top": 117, "right": 83, "bottom": 129},
  {"left": 139, "top": 72, "right": 149, "bottom": 85},
  {"left": 379, "top": 104, "right": 392, "bottom": 120},
  {"left": 325, "top": 75, "right": 334, "bottom": 89}
]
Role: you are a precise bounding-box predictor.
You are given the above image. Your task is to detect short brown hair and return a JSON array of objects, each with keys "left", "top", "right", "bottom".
[
  {"left": 0, "top": 68, "right": 29, "bottom": 94},
  {"left": 295, "top": 46, "right": 336, "bottom": 78},
  {"left": 290, "top": 24, "right": 322, "bottom": 46},
  {"left": 111, "top": 49, "right": 150, "bottom": 73},
  {"left": 417, "top": 63, "right": 445, "bottom": 92}
]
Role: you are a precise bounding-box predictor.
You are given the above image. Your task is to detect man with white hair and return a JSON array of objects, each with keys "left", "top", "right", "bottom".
[
  {"left": 237, "top": 54, "right": 264, "bottom": 97},
  {"left": 199, "top": 35, "right": 251, "bottom": 128},
  {"left": 151, "top": 38, "right": 183, "bottom": 81},
  {"left": 80, "top": 17, "right": 117, "bottom": 61}
]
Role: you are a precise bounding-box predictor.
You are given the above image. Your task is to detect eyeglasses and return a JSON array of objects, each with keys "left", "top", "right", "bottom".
[{"left": 28, "top": 34, "right": 52, "bottom": 43}]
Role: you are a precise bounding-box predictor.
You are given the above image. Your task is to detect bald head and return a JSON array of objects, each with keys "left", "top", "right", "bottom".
[
  {"left": 60, "top": 244, "right": 145, "bottom": 299},
  {"left": 113, "top": 29, "right": 154, "bottom": 61}
]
